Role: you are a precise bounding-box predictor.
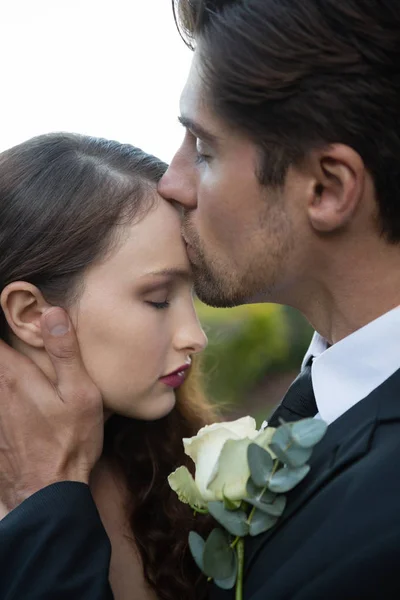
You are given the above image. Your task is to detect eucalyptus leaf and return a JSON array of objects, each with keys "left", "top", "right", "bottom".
[
  {"left": 249, "top": 509, "right": 278, "bottom": 536},
  {"left": 246, "top": 478, "right": 276, "bottom": 504},
  {"left": 208, "top": 501, "right": 250, "bottom": 537},
  {"left": 247, "top": 443, "right": 274, "bottom": 487},
  {"left": 290, "top": 418, "right": 327, "bottom": 448},
  {"left": 269, "top": 441, "right": 312, "bottom": 468},
  {"left": 271, "top": 422, "right": 292, "bottom": 448},
  {"left": 268, "top": 465, "right": 310, "bottom": 493},
  {"left": 214, "top": 553, "right": 238, "bottom": 590},
  {"left": 246, "top": 494, "right": 287, "bottom": 517},
  {"left": 246, "top": 477, "right": 264, "bottom": 498},
  {"left": 188, "top": 531, "right": 205, "bottom": 572},
  {"left": 203, "top": 528, "right": 236, "bottom": 581}
]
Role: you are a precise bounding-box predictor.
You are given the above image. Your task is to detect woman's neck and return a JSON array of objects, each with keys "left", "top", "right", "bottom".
[{"left": 90, "top": 459, "right": 157, "bottom": 600}]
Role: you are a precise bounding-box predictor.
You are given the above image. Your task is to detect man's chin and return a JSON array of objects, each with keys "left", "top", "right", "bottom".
[{"left": 194, "top": 278, "right": 247, "bottom": 309}]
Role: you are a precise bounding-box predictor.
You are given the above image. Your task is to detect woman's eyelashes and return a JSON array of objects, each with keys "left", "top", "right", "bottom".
[{"left": 146, "top": 299, "right": 170, "bottom": 310}]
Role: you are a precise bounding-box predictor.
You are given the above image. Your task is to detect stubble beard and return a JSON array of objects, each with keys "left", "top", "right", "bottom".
[
  {"left": 182, "top": 206, "right": 293, "bottom": 308},
  {"left": 182, "top": 221, "right": 274, "bottom": 308}
]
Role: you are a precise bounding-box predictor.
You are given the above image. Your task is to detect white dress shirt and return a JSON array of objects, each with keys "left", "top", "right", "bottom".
[{"left": 302, "top": 305, "right": 400, "bottom": 425}]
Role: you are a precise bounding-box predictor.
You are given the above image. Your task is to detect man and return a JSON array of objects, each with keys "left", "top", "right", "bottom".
[{"left": 1, "top": 0, "right": 400, "bottom": 598}]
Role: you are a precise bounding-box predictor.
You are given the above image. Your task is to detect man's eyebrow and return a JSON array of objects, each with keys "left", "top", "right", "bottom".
[{"left": 178, "top": 115, "right": 219, "bottom": 145}]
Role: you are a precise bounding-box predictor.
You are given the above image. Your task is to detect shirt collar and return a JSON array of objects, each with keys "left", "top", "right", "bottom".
[
  {"left": 306, "top": 305, "right": 400, "bottom": 425},
  {"left": 301, "top": 331, "right": 329, "bottom": 369}
]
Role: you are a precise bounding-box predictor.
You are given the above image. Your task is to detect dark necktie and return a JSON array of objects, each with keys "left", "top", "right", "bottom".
[{"left": 267, "top": 360, "right": 318, "bottom": 427}]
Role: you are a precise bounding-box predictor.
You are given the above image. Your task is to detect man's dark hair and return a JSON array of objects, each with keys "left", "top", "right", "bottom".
[{"left": 173, "top": 0, "right": 400, "bottom": 241}]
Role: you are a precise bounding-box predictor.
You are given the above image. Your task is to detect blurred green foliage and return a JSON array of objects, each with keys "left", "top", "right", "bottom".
[{"left": 196, "top": 301, "right": 312, "bottom": 407}]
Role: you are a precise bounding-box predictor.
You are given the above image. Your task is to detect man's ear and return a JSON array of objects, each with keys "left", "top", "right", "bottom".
[
  {"left": 0, "top": 282, "right": 51, "bottom": 348},
  {"left": 307, "top": 144, "right": 365, "bottom": 233}
]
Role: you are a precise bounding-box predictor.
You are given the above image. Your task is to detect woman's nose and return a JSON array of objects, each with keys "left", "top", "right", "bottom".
[{"left": 174, "top": 318, "right": 208, "bottom": 356}]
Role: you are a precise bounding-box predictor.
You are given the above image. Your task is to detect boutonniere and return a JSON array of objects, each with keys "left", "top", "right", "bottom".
[{"left": 168, "top": 416, "right": 327, "bottom": 599}]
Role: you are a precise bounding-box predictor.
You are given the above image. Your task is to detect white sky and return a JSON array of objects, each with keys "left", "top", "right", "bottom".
[{"left": 0, "top": 0, "right": 193, "bottom": 162}]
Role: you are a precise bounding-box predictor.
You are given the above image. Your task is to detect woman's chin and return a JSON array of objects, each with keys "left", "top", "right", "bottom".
[{"left": 105, "top": 389, "right": 177, "bottom": 422}]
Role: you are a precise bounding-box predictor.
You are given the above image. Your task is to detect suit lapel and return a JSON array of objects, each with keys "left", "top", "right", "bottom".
[{"left": 245, "top": 366, "right": 400, "bottom": 574}]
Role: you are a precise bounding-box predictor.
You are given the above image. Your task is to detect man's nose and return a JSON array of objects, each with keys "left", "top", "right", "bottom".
[{"left": 158, "top": 152, "right": 197, "bottom": 210}]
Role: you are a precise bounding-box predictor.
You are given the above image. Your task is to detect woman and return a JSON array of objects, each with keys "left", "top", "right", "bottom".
[{"left": 0, "top": 133, "right": 216, "bottom": 600}]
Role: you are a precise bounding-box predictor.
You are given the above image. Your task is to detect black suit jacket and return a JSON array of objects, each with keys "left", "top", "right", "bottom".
[
  {"left": 0, "top": 482, "right": 113, "bottom": 599},
  {"left": 2, "top": 369, "right": 400, "bottom": 599},
  {"left": 211, "top": 367, "right": 400, "bottom": 599}
]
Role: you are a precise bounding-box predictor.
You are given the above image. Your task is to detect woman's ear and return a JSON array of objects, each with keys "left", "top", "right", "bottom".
[
  {"left": 307, "top": 144, "right": 365, "bottom": 233},
  {"left": 0, "top": 282, "right": 51, "bottom": 348}
]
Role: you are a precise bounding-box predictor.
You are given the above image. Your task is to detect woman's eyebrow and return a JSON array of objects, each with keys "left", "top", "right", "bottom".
[{"left": 141, "top": 268, "right": 192, "bottom": 282}]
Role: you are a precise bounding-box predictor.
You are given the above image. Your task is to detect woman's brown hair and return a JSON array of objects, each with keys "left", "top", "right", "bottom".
[
  {"left": 0, "top": 133, "right": 216, "bottom": 599},
  {"left": 104, "top": 360, "right": 216, "bottom": 600}
]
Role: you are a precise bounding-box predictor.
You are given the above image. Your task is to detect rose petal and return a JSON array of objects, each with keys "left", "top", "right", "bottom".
[
  {"left": 219, "top": 416, "right": 258, "bottom": 439},
  {"left": 183, "top": 417, "right": 258, "bottom": 459},
  {"left": 168, "top": 466, "right": 207, "bottom": 510},
  {"left": 184, "top": 426, "right": 240, "bottom": 462},
  {"left": 207, "top": 438, "right": 253, "bottom": 502},
  {"left": 254, "top": 426, "right": 276, "bottom": 457},
  {"left": 188, "top": 428, "right": 241, "bottom": 500},
  {"left": 181, "top": 417, "right": 261, "bottom": 503}
]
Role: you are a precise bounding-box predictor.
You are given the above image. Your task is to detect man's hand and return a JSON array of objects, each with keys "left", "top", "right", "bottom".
[{"left": 0, "top": 307, "right": 103, "bottom": 515}]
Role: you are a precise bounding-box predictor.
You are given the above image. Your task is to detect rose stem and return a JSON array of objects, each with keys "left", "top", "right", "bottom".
[{"left": 235, "top": 538, "right": 244, "bottom": 600}]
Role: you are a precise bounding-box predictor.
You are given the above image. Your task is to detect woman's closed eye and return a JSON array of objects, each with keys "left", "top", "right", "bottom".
[{"left": 146, "top": 299, "right": 170, "bottom": 310}]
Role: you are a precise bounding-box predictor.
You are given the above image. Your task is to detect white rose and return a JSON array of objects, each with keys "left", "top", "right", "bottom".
[{"left": 168, "top": 416, "right": 275, "bottom": 508}]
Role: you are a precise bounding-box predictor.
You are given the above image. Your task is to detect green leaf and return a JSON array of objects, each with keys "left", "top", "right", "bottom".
[
  {"left": 290, "top": 418, "right": 327, "bottom": 448},
  {"left": 207, "top": 501, "right": 250, "bottom": 537},
  {"left": 268, "top": 465, "right": 310, "bottom": 493},
  {"left": 188, "top": 531, "right": 205, "bottom": 572},
  {"left": 269, "top": 442, "right": 312, "bottom": 468},
  {"left": 214, "top": 554, "right": 238, "bottom": 590},
  {"left": 269, "top": 423, "right": 312, "bottom": 467},
  {"left": 203, "top": 528, "right": 236, "bottom": 581},
  {"left": 271, "top": 422, "right": 292, "bottom": 448},
  {"left": 246, "top": 478, "right": 277, "bottom": 503},
  {"left": 249, "top": 509, "right": 278, "bottom": 536},
  {"left": 247, "top": 443, "right": 274, "bottom": 487},
  {"left": 246, "top": 494, "right": 287, "bottom": 517}
]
